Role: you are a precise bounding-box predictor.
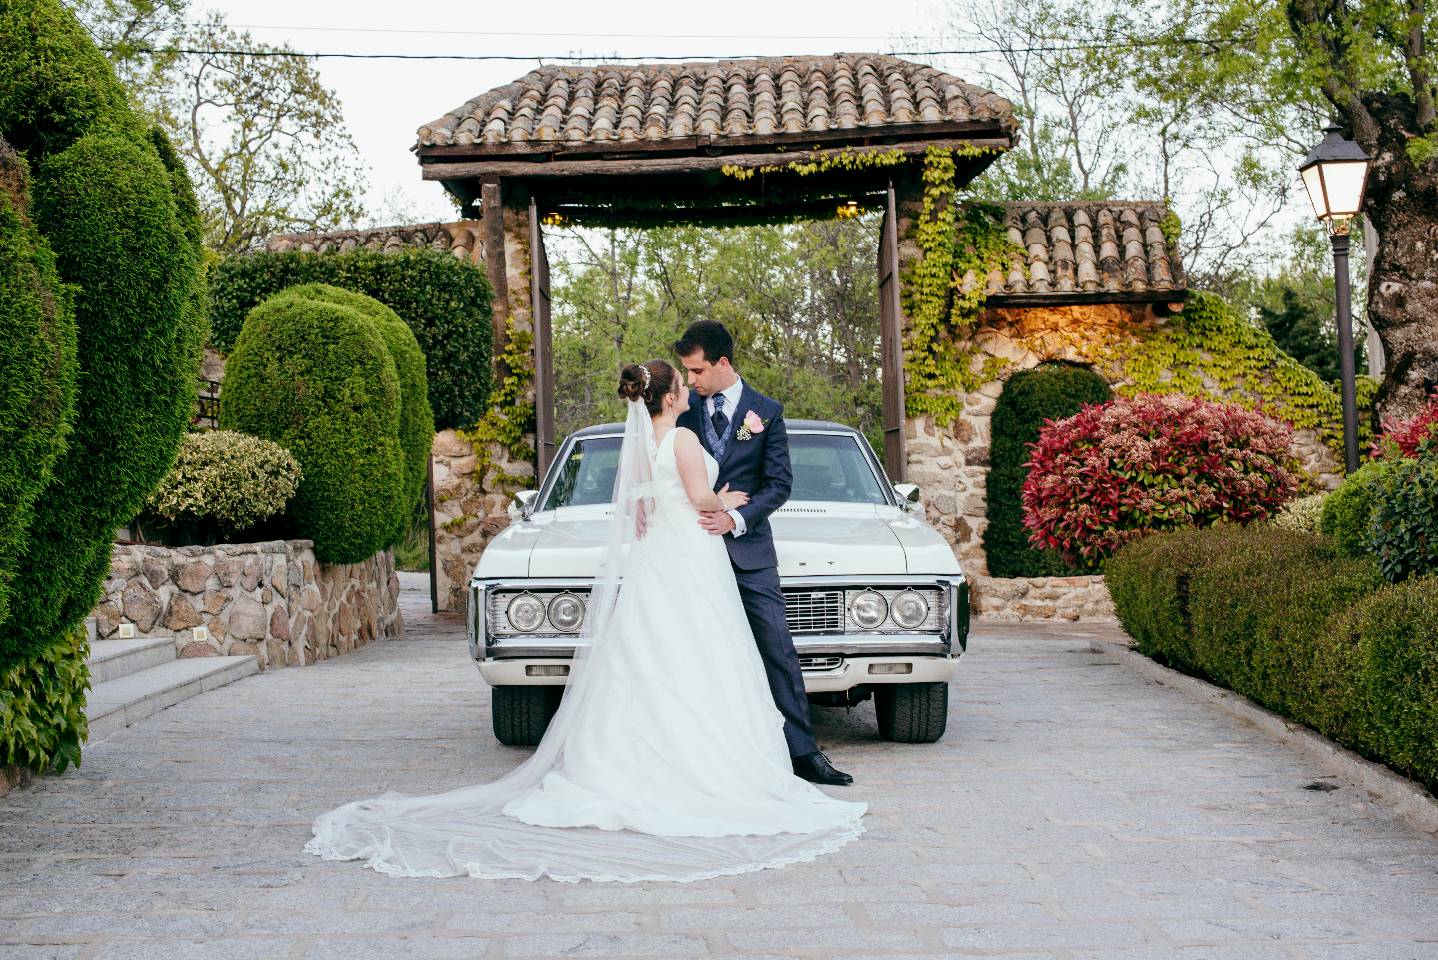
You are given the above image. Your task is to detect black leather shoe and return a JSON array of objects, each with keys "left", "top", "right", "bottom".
[{"left": 792, "top": 751, "right": 853, "bottom": 786}]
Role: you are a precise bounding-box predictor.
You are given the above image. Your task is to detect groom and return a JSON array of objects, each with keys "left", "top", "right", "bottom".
[{"left": 673, "top": 321, "right": 853, "bottom": 787}]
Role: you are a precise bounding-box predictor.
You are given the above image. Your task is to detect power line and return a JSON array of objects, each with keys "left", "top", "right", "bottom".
[{"left": 105, "top": 35, "right": 1247, "bottom": 63}]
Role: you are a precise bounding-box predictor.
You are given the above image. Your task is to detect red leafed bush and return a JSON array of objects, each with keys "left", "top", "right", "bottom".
[
  {"left": 1373, "top": 390, "right": 1438, "bottom": 459},
  {"left": 1022, "top": 393, "right": 1303, "bottom": 568}
]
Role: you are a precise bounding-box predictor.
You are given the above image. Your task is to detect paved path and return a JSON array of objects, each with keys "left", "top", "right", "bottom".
[{"left": 3, "top": 586, "right": 1437, "bottom": 959}]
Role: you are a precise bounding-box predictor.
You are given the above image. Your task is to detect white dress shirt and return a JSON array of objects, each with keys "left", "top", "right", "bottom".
[{"left": 706, "top": 378, "right": 748, "bottom": 537}]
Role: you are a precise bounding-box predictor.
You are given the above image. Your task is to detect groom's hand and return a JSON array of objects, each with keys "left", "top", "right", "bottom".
[{"left": 698, "top": 510, "right": 735, "bottom": 535}]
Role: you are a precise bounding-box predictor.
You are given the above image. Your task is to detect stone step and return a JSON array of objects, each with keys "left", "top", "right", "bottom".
[
  {"left": 87, "top": 637, "right": 176, "bottom": 685},
  {"left": 86, "top": 656, "right": 259, "bottom": 743}
]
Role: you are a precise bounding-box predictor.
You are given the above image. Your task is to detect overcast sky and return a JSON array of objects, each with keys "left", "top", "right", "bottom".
[{"left": 193, "top": 0, "right": 965, "bottom": 224}]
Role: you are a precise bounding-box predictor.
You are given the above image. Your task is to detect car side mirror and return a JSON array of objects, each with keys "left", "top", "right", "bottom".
[
  {"left": 508, "top": 490, "right": 540, "bottom": 522},
  {"left": 893, "top": 483, "right": 921, "bottom": 510}
]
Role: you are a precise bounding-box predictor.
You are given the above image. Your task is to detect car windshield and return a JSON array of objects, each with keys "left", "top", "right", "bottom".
[{"left": 543, "top": 432, "right": 891, "bottom": 510}]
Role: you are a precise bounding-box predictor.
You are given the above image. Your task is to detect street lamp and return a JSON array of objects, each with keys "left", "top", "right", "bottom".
[{"left": 1299, "top": 121, "right": 1373, "bottom": 475}]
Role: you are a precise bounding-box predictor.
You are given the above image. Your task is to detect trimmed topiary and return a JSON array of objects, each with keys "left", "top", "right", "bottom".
[
  {"left": 0, "top": 139, "right": 77, "bottom": 631},
  {"left": 1319, "top": 459, "right": 1397, "bottom": 558},
  {"left": 220, "top": 284, "right": 406, "bottom": 564},
  {"left": 291, "top": 283, "right": 433, "bottom": 540},
  {"left": 1022, "top": 393, "right": 1302, "bottom": 568},
  {"left": 208, "top": 249, "right": 491, "bottom": 430},
  {"left": 141, "top": 430, "right": 301, "bottom": 543},
  {"left": 984, "top": 363, "right": 1111, "bottom": 577}
]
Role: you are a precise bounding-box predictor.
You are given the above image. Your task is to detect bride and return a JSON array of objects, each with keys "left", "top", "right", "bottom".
[{"left": 304, "top": 359, "right": 867, "bottom": 882}]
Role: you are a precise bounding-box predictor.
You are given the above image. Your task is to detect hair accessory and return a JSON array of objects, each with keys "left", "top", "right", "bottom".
[{"left": 639, "top": 365, "right": 651, "bottom": 390}]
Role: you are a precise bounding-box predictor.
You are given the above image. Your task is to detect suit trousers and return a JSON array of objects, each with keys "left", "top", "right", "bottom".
[{"left": 731, "top": 563, "right": 819, "bottom": 758}]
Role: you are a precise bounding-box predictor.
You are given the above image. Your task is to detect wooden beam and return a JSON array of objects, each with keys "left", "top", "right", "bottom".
[
  {"left": 421, "top": 137, "right": 1015, "bottom": 181},
  {"left": 479, "top": 179, "right": 510, "bottom": 350},
  {"left": 984, "top": 289, "right": 1190, "bottom": 308},
  {"left": 543, "top": 192, "right": 888, "bottom": 228},
  {"left": 415, "top": 119, "right": 1012, "bottom": 162}
]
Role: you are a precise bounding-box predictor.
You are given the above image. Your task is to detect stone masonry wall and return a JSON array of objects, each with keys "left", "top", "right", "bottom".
[
  {"left": 971, "top": 574, "right": 1116, "bottom": 622},
  {"left": 94, "top": 542, "right": 402, "bottom": 668}
]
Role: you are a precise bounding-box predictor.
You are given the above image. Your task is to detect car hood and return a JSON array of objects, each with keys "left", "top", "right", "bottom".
[{"left": 477, "top": 502, "right": 961, "bottom": 579}]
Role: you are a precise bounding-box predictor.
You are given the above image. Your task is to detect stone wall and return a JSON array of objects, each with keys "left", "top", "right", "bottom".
[
  {"left": 94, "top": 542, "right": 402, "bottom": 668},
  {"left": 430, "top": 429, "right": 533, "bottom": 612},
  {"left": 971, "top": 574, "right": 1115, "bottom": 622}
]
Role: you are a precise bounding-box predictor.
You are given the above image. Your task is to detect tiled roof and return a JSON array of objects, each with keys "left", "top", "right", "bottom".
[
  {"left": 973, "top": 202, "right": 1185, "bottom": 301},
  {"left": 264, "top": 221, "right": 482, "bottom": 261},
  {"left": 264, "top": 201, "right": 1187, "bottom": 303},
  {"left": 416, "top": 54, "right": 1015, "bottom": 151}
]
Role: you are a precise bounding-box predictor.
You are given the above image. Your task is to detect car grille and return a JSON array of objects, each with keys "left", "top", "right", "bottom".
[
  {"left": 784, "top": 589, "right": 845, "bottom": 634},
  {"left": 799, "top": 655, "right": 843, "bottom": 671}
]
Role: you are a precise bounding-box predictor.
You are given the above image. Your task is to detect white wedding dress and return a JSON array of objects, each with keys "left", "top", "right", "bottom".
[{"left": 304, "top": 403, "right": 867, "bottom": 882}]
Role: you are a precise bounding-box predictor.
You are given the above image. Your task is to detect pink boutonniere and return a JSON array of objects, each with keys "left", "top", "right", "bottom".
[{"left": 736, "top": 410, "right": 767, "bottom": 441}]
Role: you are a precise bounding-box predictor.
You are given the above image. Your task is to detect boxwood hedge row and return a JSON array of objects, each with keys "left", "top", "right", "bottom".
[
  {"left": 208, "top": 249, "right": 492, "bottom": 430},
  {"left": 1107, "top": 524, "right": 1438, "bottom": 792}
]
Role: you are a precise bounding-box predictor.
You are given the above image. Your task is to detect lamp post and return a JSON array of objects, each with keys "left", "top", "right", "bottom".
[{"left": 1299, "top": 121, "right": 1373, "bottom": 475}]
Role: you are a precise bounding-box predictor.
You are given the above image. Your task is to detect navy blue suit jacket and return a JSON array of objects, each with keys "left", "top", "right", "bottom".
[{"left": 677, "top": 384, "right": 792, "bottom": 571}]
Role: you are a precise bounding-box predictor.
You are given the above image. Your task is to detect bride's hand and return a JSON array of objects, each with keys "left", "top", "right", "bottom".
[{"left": 718, "top": 483, "right": 749, "bottom": 510}]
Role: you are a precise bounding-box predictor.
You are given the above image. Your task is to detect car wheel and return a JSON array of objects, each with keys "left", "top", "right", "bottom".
[
  {"left": 875, "top": 682, "right": 949, "bottom": 743},
  {"left": 491, "top": 685, "right": 561, "bottom": 746}
]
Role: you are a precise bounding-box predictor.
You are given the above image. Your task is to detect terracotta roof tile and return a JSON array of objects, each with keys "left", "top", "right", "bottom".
[
  {"left": 264, "top": 222, "right": 483, "bottom": 263},
  {"left": 416, "top": 54, "right": 1014, "bottom": 150}
]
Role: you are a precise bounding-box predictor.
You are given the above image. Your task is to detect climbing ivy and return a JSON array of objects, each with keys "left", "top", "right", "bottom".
[
  {"left": 1089, "top": 291, "right": 1379, "bottom": 459},
  {"left": 721, "top": 145, "right": 908, "bottom": 180},
  {"left": 0, "top": 625, "right": 88, "bottom": 774},
  {"left": 900, "top": 145, "right": 1023, "bottom": 423},
  {"left": 460, "top": 314, "right": 537, "bottom": 494}
]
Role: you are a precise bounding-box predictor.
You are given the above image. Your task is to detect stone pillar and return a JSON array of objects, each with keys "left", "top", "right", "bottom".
[{"left": 429, "top": 183, "right": 539, "bottom": 611}]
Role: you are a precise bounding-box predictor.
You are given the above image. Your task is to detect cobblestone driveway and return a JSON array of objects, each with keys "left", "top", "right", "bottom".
[{"left": 4, "top": 584, "right": 1437, "bottom": 959}]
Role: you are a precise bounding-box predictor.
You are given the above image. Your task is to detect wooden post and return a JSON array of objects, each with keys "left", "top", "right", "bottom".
[
  {"left": 479, "top": 178, "right": 510, "bottom": 350},
  {"left": 426, "top": 456, "right": 438, "bottom": 614},
  {"left": 528, "top": 197, "right": 556, "bottom": 480},
  {"left": 878, "top": 179, "right": 908, "bottom": 482}
]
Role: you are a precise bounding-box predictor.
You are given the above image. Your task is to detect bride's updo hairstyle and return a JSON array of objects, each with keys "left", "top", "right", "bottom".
[{"left": 617, "top": 360, "right": 677, "bottom": 415}]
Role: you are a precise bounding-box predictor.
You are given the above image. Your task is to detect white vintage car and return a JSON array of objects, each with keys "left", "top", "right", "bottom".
[{"left": 467, "top": 420, "right": 969, "bottom": 746}]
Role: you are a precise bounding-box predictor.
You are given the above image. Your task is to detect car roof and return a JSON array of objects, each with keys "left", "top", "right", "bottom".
[{"left": 568, "top": 418, "right": 857, "bottom": 438}]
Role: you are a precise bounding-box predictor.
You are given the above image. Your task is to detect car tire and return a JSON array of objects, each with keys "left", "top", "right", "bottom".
[
  {"left": 491, "top": 685, "right": 561, "bottom": 746},
  {"left": 875, "top": 682, "right": 949, "bottom": 743}
]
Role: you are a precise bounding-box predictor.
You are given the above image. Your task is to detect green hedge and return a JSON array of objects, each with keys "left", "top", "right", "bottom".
[
  {"left": 221, "top": 284, "right": 406, "bottom": 564},
  {"left": 0, "top": 142, "right": 77, "bottom": 632},
  {"left": 983, "top": 363, "right": 1111, "bottom": 577},
  {"left": 1319, "top": 459, "right": 1396, "bottom": 557},
  {"left": 208, "top": 249, "right": 491, "bottom": 430},
  {"left": 0, "top": 0, "right": 206, "bottom": 777},
  {"left": 1368, "top": 452, "right": 1438, "bottom": 583},
  {"left": 1108, "top": 525, "right": 1438, "bottom": 793},
  {"left": 296, "top": 283, "right": 433, "bottom": 540}
]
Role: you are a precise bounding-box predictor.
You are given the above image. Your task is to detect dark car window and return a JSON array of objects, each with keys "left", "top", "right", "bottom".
[
  {"left": 544, "top": 437, "right": 622, "bottom": 509},
  {"left": 543, "top": 431, "right": 890, "bottom": 510}
]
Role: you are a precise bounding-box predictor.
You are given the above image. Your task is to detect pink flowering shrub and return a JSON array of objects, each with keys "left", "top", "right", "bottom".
[
  {"left": 1022, "top": 394, "right": 1303, "bottom": 568},
  {"left": 1373, "top": 390, "right": 1438, "bottom": 459}
]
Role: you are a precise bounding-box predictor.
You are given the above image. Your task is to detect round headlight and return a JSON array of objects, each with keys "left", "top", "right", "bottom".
[
  {"left": 891, "top": 590, "right": 930, "bottom": 629},
  {"left": 849, "top": 590, "right": 888, "bottom": 629},
  {"left": 506, "top": 594, "right": 547, "bottom": 633},
  {"left": 547, "top": 593, "right": 586, "bottom": 633}
]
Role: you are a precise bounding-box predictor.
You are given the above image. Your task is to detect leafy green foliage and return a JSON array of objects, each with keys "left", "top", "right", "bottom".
[
  {"left": 900, "top": 146, "right": 1023, "bottom": 424},
  {"left": 0, "top": 624, "right": 88, "bottom": 774},
  {"left": 984, "top": 363, "right": 1111, "bottom": 576},
  {"left": 0, "top": 144, "right": 77, "bottom": 633},
  {"left": 294, "top": 283, "right": 434, "bottom": 542},
  {"left": 220, "top": 284, "right": 406, "bottom": 564},
  {"left": 140, "top": 430, "right": 301, "bottom": 543},
  {"left": 208, "top": 249, "right": 490, "bottom": 431},
  {"left": 1319, "top": 459, "right": 1396, "bottom": 557},
  {"left": 1368, "top": 451, "right": 1438, "bottom": 583}
]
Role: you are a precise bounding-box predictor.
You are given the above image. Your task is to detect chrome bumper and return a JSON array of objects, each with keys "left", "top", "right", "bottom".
[{"left": 467, "top": 574, "right": 970, "bottom": 663}]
